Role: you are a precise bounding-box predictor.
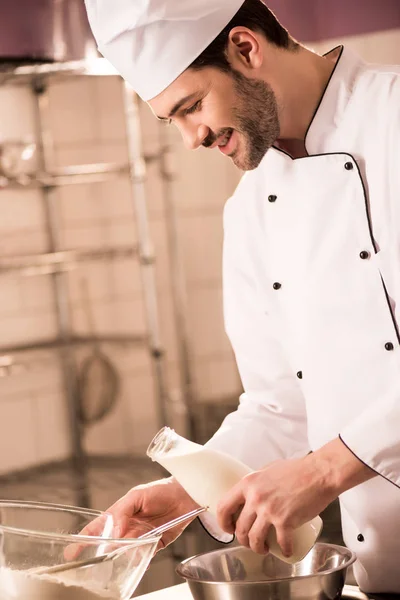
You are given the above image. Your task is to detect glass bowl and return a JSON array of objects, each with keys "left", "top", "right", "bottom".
[{"left": 0, "top": 500, "right": 161, "bottom": 599}]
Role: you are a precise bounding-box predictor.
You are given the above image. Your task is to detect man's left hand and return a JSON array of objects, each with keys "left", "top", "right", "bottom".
[{"left": 216, "top": 437, "right": 375, "bottom": 557}]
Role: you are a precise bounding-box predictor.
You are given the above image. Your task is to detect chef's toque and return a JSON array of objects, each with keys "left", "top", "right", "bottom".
[{"left": 84, "top": 0, "right": 246, "bottom": 101}]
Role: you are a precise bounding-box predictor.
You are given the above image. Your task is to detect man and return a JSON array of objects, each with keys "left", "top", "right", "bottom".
[{"left": 85, "top": 0, "right": 400, "bottom": 593}]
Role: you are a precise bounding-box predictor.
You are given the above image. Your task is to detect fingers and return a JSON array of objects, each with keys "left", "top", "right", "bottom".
[
  {"left": 217, "top": 486, "right": 245, "bottom": 534},
  {"left": 247, "top": 516, "right": 271, "bottom": 555},
  {"left": 275, "top": 524, "right": 294, "bottom": 559},
  {"left": 64, "top": 513, "right": 115, "bottom": 561},
  {"left": 234, "top": 507, "right": 257, "bottom": 548}
]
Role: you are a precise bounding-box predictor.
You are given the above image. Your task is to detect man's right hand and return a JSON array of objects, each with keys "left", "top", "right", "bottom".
[
  {"left": 107, "top": 477, "right": 199, "bottom": 549},
  {"left": 77, "top": 477, "right": 198, "bottom": 554}
]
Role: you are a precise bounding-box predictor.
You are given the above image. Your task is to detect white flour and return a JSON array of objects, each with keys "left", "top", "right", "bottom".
[{"left": 0, "top": 567, "right": 119, "bottom": 600}]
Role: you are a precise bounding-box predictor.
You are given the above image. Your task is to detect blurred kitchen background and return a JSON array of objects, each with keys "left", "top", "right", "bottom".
[{"left": 0, "top": 0, "right": 399, "bottom": 595}]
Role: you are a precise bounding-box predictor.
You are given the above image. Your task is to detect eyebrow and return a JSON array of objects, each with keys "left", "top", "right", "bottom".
[{"left": 156, "top": 92, "right": 201, "bottom": 121}]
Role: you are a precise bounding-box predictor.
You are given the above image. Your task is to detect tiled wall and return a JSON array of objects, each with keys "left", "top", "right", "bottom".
[{"left": 0, "top": 72, "right": 241, "bottom": 476}]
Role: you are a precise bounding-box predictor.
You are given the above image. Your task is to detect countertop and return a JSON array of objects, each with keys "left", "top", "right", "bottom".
[{"left": 136, "top": 584, "right": 190, "bottom": 600}]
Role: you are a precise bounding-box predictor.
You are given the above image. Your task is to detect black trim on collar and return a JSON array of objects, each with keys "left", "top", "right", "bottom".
[
  {"left": 304, "top": 45, "right": 344, "bottom": 151},
  {"left": 272, "top": 45, "right": 344, "bottom": 158}
]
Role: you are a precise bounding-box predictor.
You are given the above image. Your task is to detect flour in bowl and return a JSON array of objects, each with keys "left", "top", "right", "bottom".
[{"left": 0, "top": 567, "right": 119, "bottom": 600}]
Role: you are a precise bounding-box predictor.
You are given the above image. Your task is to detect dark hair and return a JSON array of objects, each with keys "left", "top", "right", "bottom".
[{"left": 190, "top": 0, "right": 297, "bottom": 72}]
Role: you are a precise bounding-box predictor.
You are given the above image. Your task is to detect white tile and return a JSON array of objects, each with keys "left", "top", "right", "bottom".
[
  {"left": 55, "top": 144, "right": 102, "bottom": 168},
  {"left": 34, "top": 390, "right": 72, "bottom": 463},
  {"left": 0, "top": 87, "right": 36, "bottom": 139},
  {"left": 0, "top": 277, "right": 22, "bottom": 314},
  {"left": 0, "top": 189, "right": 45, "bottom": 232},
  {"left": 0, "top": 395, "right": 38, "bottom": 474},
  {"left": 49, "top": 78, "right": 99, "bottom": 145},
  {"left": 95, "top": 77, "right": 127, "bottom": 143},
  {"left": 0, "top": 312, "right": 58, "bottom": 347},
  {"left": 68, "top": 263, "right": 115, "bottom": 305},
  {"left": 168, "top": 144, "right": 241, "bottom": 213},
  {"left": 187, "top": 286, "right": 232, "bottom": 358},
  {"left": 58, "top": 183, "right": 107, "bottom": 223},
  {"left": 55, "top": 141, "right": 128, "bottom": 169},
  {"left": 194, "top": 356, "right": 241, "bottom": 402},
  {"left": 0, "top": 354, "right": 63, "bottom": 398},
  {"left": 106, "top": 218, "right": 138, "bottom": 246},
  {"left": 71, "top": 297, "right": 147, "bottom": 337},
  {"left": 83, "top": 400, "right": 130, "bottom": 455},
  {"left": 138, "top": 100, "right": 161, "bottom": 150},
  {"left": 109, "top": 258, "right": 143, "bottom": 298},
  {"left": 19, "top": 277, "right": 55, "bottom": 312},
  {"left": 0, "top": 230, "right": 48, "bottom": 256},
  {"left": 96, "top": 345, "right": 152, "bottom": 375},
  {"left": 98, "top": 178, "right": 135, "bottom": 219},
  {"left": 100, "top": 143, "right": 129, "bottom": 164},
  {"left": 62, "top": 222, "right": 110, "bottom": 249},
  {"left": 178, "top": 213, "right": 223, "bottom": 284},
  {"left": 120, "top": 369, "right": 161, "bottom": 453}
]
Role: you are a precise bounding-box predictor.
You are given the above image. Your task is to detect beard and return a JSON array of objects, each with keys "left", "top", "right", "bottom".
[{"left": 202, "top": 70, "right": 280, "bottom": 171}]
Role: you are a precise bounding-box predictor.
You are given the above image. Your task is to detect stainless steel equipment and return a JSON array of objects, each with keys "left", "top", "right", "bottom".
[
  {"left": 176, "top": 543, "right": 356, "bottom": 600},
  {"left": 0, "top": 0, "right": 97, "bottom": 63}
]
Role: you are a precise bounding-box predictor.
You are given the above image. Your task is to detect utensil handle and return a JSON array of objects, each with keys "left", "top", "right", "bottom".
[{"left": 139, "top": 506, "right": 207, "bottom": 539}]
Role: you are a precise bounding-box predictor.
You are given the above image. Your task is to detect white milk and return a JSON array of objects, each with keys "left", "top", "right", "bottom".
[
  {"left": 147, "top": 427, "right": 322, "bottom": 564},
  {"left": 0, "top": 567, "right": 118, "bottom": 600}
]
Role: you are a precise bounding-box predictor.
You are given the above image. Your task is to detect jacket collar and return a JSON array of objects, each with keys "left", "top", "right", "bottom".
[{"left": 304, "top": 45, "right": 365, "bottom": 154}]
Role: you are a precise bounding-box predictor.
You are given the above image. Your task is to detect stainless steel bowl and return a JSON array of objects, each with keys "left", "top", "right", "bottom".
[{"left": 176, "top": 542, "right": 356, "bottom": 600}]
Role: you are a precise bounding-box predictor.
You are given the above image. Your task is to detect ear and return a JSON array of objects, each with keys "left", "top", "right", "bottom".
[{"left": 225, "top": 27, "right": 263, "bottom": 72}]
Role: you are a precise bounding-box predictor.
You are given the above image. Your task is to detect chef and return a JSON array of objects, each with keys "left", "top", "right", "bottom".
[{"left": 85, "top": 0, "right": 400, "bottom": 594}]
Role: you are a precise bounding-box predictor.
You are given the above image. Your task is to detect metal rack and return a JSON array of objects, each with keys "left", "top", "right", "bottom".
[{"left": 0, "top": 59, "right": 171, "bottom": 505}]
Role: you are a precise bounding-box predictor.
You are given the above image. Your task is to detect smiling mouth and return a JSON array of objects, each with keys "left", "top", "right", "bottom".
[{"left": 218, "top": 129, "right": 233, "bottom": 148}]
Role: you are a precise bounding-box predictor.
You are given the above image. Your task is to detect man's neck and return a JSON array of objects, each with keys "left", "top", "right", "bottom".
[{"left": 275, "top": 46, "right": 341, "bottom": 158}]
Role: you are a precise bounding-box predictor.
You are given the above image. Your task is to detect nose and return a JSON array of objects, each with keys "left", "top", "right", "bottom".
[{"left": 179, "top": 123, "right": 209, "bottom": 151}]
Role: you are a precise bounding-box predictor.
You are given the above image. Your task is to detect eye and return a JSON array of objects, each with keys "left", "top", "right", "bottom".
[
  {"left": 162, "top": 118, "right": 172, "bottom": 126},
  {"left": 184, "top": 100, "right": 202, "bottom": 116}
]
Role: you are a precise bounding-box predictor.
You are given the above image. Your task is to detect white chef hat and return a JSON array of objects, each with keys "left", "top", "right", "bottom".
[{"left": 85, "top": 0, "right": 246, "bottom": 101}]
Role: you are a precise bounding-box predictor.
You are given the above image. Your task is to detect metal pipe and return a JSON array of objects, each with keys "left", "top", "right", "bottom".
[
  {"left": 0, "top": 157, "right": 166, "bottom": 189},
  {"left": 122, "top": 84, "right": 170, "bottom": 429},
  {"left": 0, "top": 58, "right": 116, "bottom": 87},
  {"left": 32, "top": 79, "right": 89, "bottom": 507},
  {"left": 0, "top": 246, "right": 137, "bottom": 276},
  {"left": 0, "top": 334, "right": 147, "bottom": 356},
  {"left": 158, "top": 130, "right": 199, "bottom": 440}
]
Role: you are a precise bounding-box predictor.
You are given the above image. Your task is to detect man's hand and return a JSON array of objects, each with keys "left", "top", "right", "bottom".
[
  {"left": 103, "top": 477, "right": 199, "bottom": 549},
  {"left": 66, "top": 477, "right": 198, "bottom": 560},
  {"left": 217, "top": 437, "right": 375, "bottom": 557}
]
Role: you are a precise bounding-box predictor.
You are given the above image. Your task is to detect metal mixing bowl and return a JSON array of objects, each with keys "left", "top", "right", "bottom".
[{"left": 176, "top": 542, "right": 356, "bottom": 600}]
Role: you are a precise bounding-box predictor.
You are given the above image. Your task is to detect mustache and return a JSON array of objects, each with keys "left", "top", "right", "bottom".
[{"left": 202, "top": 127, "right": 233, "bottom": 148}]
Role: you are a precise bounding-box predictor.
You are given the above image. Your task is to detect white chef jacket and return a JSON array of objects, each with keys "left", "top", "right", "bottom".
[{"left": 202, "top": 46, "right": 400, "bottom": 594}]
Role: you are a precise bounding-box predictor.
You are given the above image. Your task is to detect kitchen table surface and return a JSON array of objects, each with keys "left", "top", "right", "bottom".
[{"left": 136, "top": 584, "right": 190, "bottom": 600}]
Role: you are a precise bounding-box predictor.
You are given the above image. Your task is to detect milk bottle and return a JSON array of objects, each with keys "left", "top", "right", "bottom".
[{"left": 147, "top": 427, "right": 322, "bottom": 564}]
